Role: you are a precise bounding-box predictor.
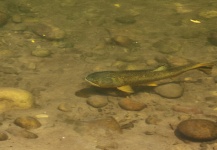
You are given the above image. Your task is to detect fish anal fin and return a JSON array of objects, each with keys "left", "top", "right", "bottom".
[{"left": 117, "top": 85, "right": 134, "bottom": 93}]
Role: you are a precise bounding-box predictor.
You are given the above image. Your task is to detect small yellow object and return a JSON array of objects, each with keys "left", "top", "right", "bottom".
[
  {"left": 114, "top": 3, "right": 120, "bottom": 8},
  {"left": 31, "top": 39, "right": 35, "bottom": 43},
  {"left": 190, "top": 19, "right": 201, "bottom": 24},
  {"left": 35, "top": 114, "right": 49, "bottom": 118}
]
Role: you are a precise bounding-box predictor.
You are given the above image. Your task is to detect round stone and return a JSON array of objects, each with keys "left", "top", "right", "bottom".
[
  {"left": 86, "top": 95, "right": 108, "bottom": 108},
  {"left": 112, "top": 35, "right": 135, "bottom": 47},
  {"left": 0, "top": 132, "right": 8, "bottom": 141},
  {"left": 118, "top": 98, "right": 147, "bottom": 111},
  {"left": 0, "top": 12, "right": 8, "bottom": 26},
  {"left": 207, "top": 31, "right": 217, "bottom": 46},
  {"left": 30, "top": 22, "right": 65, "bottom": 40},
  {"left": 0, "top": 88, "right": 33, "bottom": 112},
  {"left": 154, "top": 83, "right": 184, "bottom": 98},
  {"left": 199, "top": 10, "right": 217, "bottom": 19},
  {"left": 176, "top": 119, "right": 217, "bottom": 141},
  {"left": 14, "top": 116, "right": 41, "bottom": 129},
  {"left": 58, "top": 103, "right": 72, "bottom": 112},
  {"left": 31, "top": 49, "right": 51, "bottom": 57},
  {"left": 153, "top": 38, "right": 182, "bottom": 54},
  {"left": 6, "top": 127, "right": 38, "bottom": 139},
  {"left": 145, "top": 115, "right": 161, "bottom": 125},
  {"left": 12, "top": 14, "right": 22, "bottom": 23},
  {"left": 115, "top": 16, "right": 136, "bottom": 24}
]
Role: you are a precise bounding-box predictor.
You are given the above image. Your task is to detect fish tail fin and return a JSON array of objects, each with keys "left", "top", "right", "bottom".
[{"left": 194, "top": 62, "right": 216, "bottom": 75}]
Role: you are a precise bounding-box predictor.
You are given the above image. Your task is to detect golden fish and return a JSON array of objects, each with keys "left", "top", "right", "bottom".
[{"left": 85, "top": 62, "right": 215, "bottom": 93}]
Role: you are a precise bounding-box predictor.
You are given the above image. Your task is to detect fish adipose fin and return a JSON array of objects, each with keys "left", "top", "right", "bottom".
[{"left": 117, "top": 85, "right": 134, "bottom": 93}]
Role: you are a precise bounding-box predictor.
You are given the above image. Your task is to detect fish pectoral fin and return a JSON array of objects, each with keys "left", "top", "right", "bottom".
[
  {"left": 117, "top": 85, "right": 134, "bottom": 93},
  {"left": 153, "top": 65, "right": 168, "bottom": 72},
  {"left": 146, "top": 83, "right": 158, "bottom": 86}
]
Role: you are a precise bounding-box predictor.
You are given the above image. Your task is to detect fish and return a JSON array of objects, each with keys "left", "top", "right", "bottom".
[{"left": 85, "top": 62, "right": 215, "bottom": 93}]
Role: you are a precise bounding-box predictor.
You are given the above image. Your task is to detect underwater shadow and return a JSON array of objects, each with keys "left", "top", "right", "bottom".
[{"left": 75, "top": 86, "right": 155, "bottom": 98}]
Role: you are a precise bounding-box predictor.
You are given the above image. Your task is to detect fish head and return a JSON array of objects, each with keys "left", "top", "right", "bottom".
[{"left": 85, "top": 71, "right": 118, "bottom": 88}]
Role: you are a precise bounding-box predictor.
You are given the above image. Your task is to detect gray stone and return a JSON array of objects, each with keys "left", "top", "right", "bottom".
[
  {"left": 31, "top": 49, "right": 51, "bottom": 57},
  {"left": 177, "top": 119, "right": 217, "bottom": 141},
  {"left": 86, "top": 95, "right": 108, "bottom": 108},
  {"left": 154, "top": 83, "right": 184, "bottom": 98}
]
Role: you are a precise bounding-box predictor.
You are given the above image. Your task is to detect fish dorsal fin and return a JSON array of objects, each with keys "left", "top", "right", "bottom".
[{"left": 117, "top": 85, "right": 134, "bottom": 93}]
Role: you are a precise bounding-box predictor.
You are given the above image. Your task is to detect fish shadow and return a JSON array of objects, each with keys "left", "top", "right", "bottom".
[{"left": 75, "top": 86, "right": 155, "bottom": 98}]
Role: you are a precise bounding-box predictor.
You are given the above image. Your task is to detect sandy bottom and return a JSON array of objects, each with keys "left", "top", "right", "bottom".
[{"left": 0, "top": 0, "right": 217, "bottom": 150}]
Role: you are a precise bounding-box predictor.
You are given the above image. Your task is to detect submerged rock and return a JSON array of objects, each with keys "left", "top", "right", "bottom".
[
  {"left": 172, "top": 105, "right": 203, "bottom": 114},
  {"left": 0, "top": 132, "right": 8, "bottom": 141},
  {"left": 154, "top": 83, "right": 184, "bottom": 98},
  {"left": 176, "top": 119, "right": 217, "bottom": 141},
  {"left": 145, "top": 115, "right": 162, "bottom": 125},
  {"left": 6, "top": 127, "right": 38, "bottom": 139},
  {"left": 153, "top": 38, "right": 182, "bottom": 54},
  {"left": 111, "top": 35, "right": 136, "bottom": 48},
  {"left": 199, "top": 10, "right": 217, "bottom": 19},
  {"left": 31, "top": 48, "right": 51, "bottom": 57},
  {"left": 0, "top": 12, "right": 8, "bottom": 27},
  {"left": 73, "top": 117, "right": 122, "bottom": 134},
  {"left": 86, "top": 95, "right": 108, "bottom": 108},
  {"left": 14, "top": 116, "right": 41, "bottom": 129},
  {"left": 30, "top": 22, "right": 65, "bottom": 40},
  {"left": 118, "top": 98, "right": 147, "bottom": 111},
  {"left": 0, "top": 88, "right": 33, "bottom": 112},
  {"left": 12, "top": 14, "right": 22, "bottom": 23},
  {"left": 58, "top": 103, "right": 72, "bottom": 112},
  {"left": 207, "top": 31, "right": 217, "bottom": 46},
  {"left": 115, "top": 15, "right": 136, "bottom": 24}
]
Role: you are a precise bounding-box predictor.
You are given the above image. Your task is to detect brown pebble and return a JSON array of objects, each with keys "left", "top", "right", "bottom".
[
  {"left": 30, "top": 22, "right": 65, "bottom": 40},
  {"left": 144, "top": 131, "right": 155, "bottom": 135},
  {"left": 176, "top": 119, "right": 217, "bottom": 141},
  {"left": 58, "top": 103, "right": 71, "bottom": 112},
  {"left": 112, "top": 35, "right": 135, "bottom": 47},
  {"left": 96, "top": 142, "right": 119, "bottom": 150},
  {"left": 14, "top": 116, "right": 41, "bottom": 129},
  {"left": 86, "top": 95, "right": 108, "bottom": 108},
  {"left": 0, "top": 12, "right": 8, "bottom": 26},
  {"left": 12, "top": 14, "right": 22, "bottom": 23},
  {"left": 118, "top": 98, "right": 147, "bottom": 111},
  {"left": 154, "top": 83, "right": 184, "bottom": 98},
  {"left": 74, "top": 117, "right": 122, "bottom": 134},
  {"left": 6, "top": 127, "right": 38, "bottom": 139},
  {"left": 145, "top": 115, "right": 162, "bottom": 125},
  {"left": 172, "top": 105, "right": 203, "bottom": 114},
  {"left": 115, "top": 16, "right": 136, "bottom": 24},
  {"left": 121, "top": 121, "right": 135, "bottom": 129},
  {"left": 0, "top": 132, "right": 8, "bottom": 141},
  {"left": 207, "top": 31, "right": 217, "bottom": 46}
]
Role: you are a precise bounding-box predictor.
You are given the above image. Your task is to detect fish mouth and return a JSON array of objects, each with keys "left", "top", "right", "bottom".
[{"left": 85, "top": 77, "right": 100, "bottom": 87}]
